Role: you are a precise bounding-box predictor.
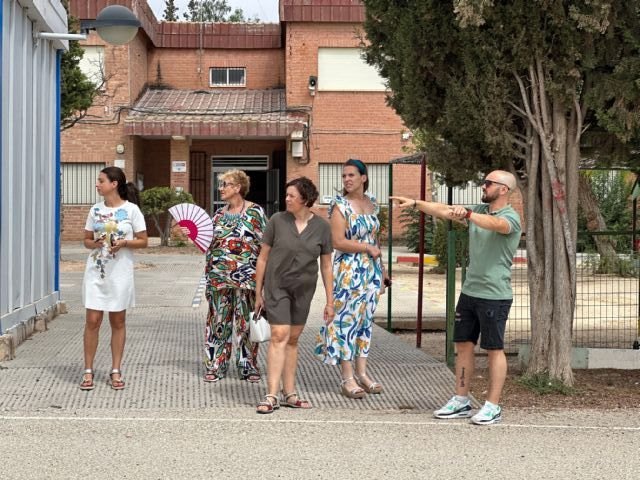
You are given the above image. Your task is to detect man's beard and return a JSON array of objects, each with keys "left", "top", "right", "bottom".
[{"left": 481, "top": 191, "right": 498, "bottom": 203}]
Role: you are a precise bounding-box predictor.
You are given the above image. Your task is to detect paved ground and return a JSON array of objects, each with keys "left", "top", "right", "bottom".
[{"left": 0, "top": 243, "right": 639, "bottom": 479}]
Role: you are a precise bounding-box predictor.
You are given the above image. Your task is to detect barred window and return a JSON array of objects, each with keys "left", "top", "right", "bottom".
[
  {"left": 210, "top": 67, "right": 246, "bottom": 87},
  {"left": 318, "top": 163, "right": 389, "bottom": 205},
  {"left": 62, "top": 163, "right": 105, "bottom": 204}
]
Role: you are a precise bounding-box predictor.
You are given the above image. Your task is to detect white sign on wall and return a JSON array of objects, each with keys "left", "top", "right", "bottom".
[{"left": 172, "top": 161, "right": 187, "bottom": 173}]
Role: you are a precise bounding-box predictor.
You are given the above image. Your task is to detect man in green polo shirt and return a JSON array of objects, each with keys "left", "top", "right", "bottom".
[{"left": 391, "top": 170, "right": 521, "bottom": 425}]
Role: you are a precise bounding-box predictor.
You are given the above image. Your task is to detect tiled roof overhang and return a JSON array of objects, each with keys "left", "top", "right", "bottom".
[
  {"left": 280, "top": 0, "right": 365, "bottom": 22},
  {"left": 124, "top": 88, "right": 305, "bottom": 137}
]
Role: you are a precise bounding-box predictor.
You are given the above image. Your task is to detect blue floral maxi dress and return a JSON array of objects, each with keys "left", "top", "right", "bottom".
[{"left": 315, "top": 194, "right": 383, "bottom": 364}]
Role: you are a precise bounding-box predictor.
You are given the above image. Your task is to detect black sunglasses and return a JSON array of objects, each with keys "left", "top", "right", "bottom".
[{"left": 483, "top": 179, "right": 508, "bottom": 189}]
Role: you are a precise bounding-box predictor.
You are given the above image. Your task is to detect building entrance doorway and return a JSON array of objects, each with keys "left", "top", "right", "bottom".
[{"left": 211, "top": 156, "right": 281, "bottom": 217}]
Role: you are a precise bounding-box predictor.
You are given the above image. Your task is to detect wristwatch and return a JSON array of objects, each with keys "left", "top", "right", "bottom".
[{"left": 465, "top": 208, "right": 473, "bottom": 219}]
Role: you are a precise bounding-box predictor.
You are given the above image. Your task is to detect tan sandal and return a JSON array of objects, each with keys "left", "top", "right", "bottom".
[
  {"left": 79, "top": 368, "right": 95, "bottom": 391},
  {"left": 340, "top": 377, "right": 365, "bottom": 399},
  {"left": 109, "top": 369, "right": 125, "bottom": 390},
  {"left": 355, "top": 374, "right": 383, "bottom": 394},
  {"left": 256, "top": 394, "right": 280, "bottom": 414}
]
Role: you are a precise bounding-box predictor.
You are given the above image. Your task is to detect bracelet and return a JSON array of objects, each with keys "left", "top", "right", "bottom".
[
  {"left": 363, "top": 243, "right": 368, "bottom": 254},
  {"left": 413, "top": 199, "right": 417, "bottom": 208},
  {"left": 465, "top": 208, "right": 473, "bottom": 219}
]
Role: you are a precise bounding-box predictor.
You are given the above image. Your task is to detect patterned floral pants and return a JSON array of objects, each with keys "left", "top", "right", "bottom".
[
  {"left": 204, "top": 287, "right": 259, "bottom": 378},
  {"left": 315, "top": 287, "right": 380, "bottom": 365}
]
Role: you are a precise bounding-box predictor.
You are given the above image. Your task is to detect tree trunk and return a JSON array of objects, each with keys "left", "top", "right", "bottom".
[
  {"left": 577, "top": 173, "right": 619, "bottom": 266},
  {"left": 517, "top": 61, "right": 578, "bottom": 385},
  {"left": 150, "top": 215, "right": 168, "bottom": 246}
]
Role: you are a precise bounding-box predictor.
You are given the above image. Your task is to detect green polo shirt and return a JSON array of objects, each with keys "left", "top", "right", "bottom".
[{"left": 461, "top": 204, "right": 521, "bottom": 300}]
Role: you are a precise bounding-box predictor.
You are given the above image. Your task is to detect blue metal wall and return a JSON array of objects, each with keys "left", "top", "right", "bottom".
[{"left": 0, "top": 0, "right": 66, "bottom": 333}]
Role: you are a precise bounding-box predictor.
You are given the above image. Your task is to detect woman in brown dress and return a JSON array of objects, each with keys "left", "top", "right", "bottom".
[{"left": 253, "top": 177, "right": 334, "bottom": 413}]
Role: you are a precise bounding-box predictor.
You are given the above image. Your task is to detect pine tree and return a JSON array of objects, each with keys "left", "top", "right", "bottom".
[
  {"left": 163, "top": 0, "right": 179, "bottom": 21},
  {"left": 362, "top": 0, "right": 640, "bottom": 385}
]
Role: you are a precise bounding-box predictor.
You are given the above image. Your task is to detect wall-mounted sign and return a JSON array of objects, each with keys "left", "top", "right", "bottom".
[
  {"left": 172, "top": 161, "right": 187, "bottom": 173},
  {"left": 114, "top": 159, "right": 125, "bottom": 169}
]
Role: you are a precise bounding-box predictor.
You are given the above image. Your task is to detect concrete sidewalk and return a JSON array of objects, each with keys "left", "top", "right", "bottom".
[
  {"left": 0, "top": 243, "right": 456, "bottom": 412},
  {"left": 2, "top": 243, "right": 640, "bottom": 480}
]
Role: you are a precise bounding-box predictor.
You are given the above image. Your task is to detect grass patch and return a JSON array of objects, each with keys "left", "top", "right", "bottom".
[{"left": 515, "top": 372, "right": 577, "bottom": 396}]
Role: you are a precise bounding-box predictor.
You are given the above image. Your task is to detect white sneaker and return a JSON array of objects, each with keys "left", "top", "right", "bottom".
[
  {"left": 433, "top": 396, "right": 472, "bottom": 419},
  {"left": 471, "top": 403, "right": 502, "bottom": 425}
]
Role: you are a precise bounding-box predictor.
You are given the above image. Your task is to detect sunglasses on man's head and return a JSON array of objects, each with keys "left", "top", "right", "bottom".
[{"left": 483, "top": 179, "right": 508, "bottom": 189}]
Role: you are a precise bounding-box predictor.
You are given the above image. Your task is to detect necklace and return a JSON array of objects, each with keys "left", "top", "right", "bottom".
[{"left": 223, "top": 200, "right": 246, "bottom": 221}]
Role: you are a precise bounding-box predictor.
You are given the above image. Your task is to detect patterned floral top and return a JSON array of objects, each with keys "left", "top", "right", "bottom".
[
  {"left": 82, "top": 201, "right": 146, "bottom": 312},
  {"left": 329, "top": 194, "right": 383, "bottom": 292},
  {"left": 205, "top": 202, "right": 267, "bottom": 290}
]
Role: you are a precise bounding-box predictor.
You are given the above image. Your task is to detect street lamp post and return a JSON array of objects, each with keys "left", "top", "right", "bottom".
[{"left": 35, "top": 5, "right": 141, "bottom": 45}]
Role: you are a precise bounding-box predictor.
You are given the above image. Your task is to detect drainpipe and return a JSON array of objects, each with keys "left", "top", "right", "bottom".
[{"left": 54, "top": 49, "right": 62, "bottom": 293}]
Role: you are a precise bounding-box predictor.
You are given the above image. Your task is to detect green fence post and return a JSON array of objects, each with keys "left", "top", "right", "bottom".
[{"left": 446, "top": 227, "right": 456, "bottom": 368}]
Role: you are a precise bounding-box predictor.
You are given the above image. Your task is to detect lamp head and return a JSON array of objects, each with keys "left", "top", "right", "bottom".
[{"left": 95, "top": 5, "right": 141, "bottom": 45}]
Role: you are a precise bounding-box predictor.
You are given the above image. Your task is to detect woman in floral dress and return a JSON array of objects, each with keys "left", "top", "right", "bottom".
[
  {"left": 203, "top": 169, "right": 267, "bottom": 383},
  {"left": 315, "top": 159, "right": 390, "bottom": 398},
  {"left": 80, "top": 166, "right": 148, "bottom": 391}
]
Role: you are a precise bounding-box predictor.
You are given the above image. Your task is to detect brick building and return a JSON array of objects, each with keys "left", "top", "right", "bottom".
[{"left": 61, "top": 0, "right": 427, "bottom": 240}]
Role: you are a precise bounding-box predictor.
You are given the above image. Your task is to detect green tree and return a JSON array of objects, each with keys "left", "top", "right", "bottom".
[
  {"left": 140, "top": 187, "right": 195, "bottom": 246},
  {"left": 183, "top": 0, "right": 254, "bottom": 22},
  {"left": 60, "top": 1, "right": 97, "bottom": 130},
  {"left": 361, "top": 1, "right": 640, "bottom": 385},
  {"left": 163, "top": 0, "right": 179, "bottom": 21}
]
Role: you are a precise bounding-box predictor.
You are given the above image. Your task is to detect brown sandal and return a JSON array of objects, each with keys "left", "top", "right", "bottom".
[
  {"left": 109, "top": 369, "right": 125, "bottom": 390},
  {"left": 282, "top": 392, "right": 312, "bottom": 409},
  {"left": 204, "top": 370, "right": 220, "bottom": 383},
  {"left": 79, "top": 369, "right": 95, "bottom": 391}
]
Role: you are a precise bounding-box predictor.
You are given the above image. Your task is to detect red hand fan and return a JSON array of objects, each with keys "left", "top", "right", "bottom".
[{"left": 168, "top": 203, "right": 214, "bottom": 253}]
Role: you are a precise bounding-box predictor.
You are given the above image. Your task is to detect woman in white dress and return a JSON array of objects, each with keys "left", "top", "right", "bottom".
[{"left": 80, "top": 166, "right": 148, "bottom": 391}]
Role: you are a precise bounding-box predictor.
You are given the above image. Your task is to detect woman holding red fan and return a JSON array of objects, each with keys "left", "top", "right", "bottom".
[{"left": 202, "top": 169, "right": 267, "bottom": 383}]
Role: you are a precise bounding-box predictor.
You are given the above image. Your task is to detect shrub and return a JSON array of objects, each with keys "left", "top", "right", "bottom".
[
  {"left": 431, "top": 219, "right": 469, "bottom": 273},
  {"left": 140, "top": 187, "right": 195, "bottom": 246},
  {"left": 399, "top": 208, "right": 435, "bottom": 253}
]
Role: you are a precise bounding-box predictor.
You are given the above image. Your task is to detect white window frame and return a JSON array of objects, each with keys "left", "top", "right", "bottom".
[
  {"left": 62, "top": 163, "right": 105, "bottom": 205},
  {"left": 79, "top": 46, "right": 105, "bottom": 89},
  {"left": 209, "top": 67, "right": 246, "bottom": 87},
  {"left": 318, "top": 163, "right": 389, "bottom": 205}
]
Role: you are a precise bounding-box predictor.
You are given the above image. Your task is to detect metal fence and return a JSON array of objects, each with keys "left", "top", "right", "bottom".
[{"left": 506, "top": 233, "right": 639, "bottom": 353}]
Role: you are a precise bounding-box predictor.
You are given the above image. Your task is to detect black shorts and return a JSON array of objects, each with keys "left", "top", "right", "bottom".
[{"left": 454, "top": 293, "right": 512, "bottom": 350}]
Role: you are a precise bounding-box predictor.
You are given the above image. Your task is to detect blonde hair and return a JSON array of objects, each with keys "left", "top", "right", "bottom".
[{"left": 219, "top": 169, "right": 250, "bottom": 197}]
